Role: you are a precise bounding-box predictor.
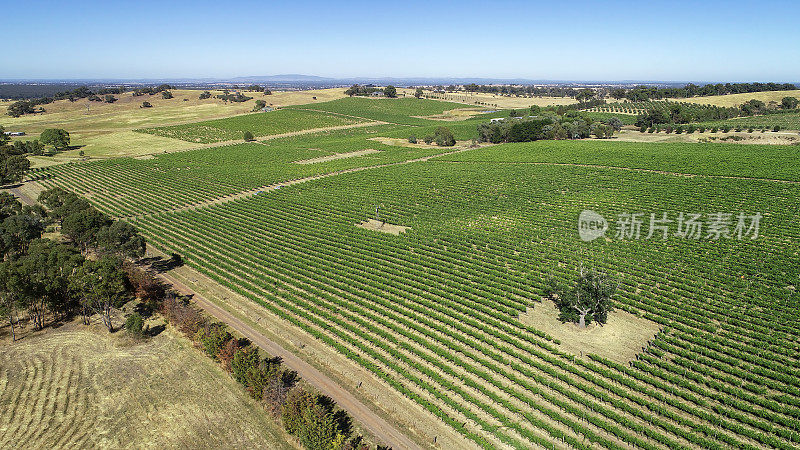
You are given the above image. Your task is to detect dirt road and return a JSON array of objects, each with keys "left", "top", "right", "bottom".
[{"left": 158, "top": 271, "right": 421, "bottom": 450}]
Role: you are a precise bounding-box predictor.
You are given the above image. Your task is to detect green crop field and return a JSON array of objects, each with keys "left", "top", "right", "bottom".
[
  {"left": 285, "top": 97, "right": 476, "bottom": 125},
  {"left": 31, "top": 125, "right": 471, "bottom": 216},
  {"left": 135, "top": 108, "right": 365, "bottom": 143},
  {"left": 440, "top": 139, "right": 800, "bottom": 181},
  {"left": 697, "top": 111, "right": 800, "bottom": 131},
  {"left": 129, "top": 155, "right": 800, "bottom": 449},
  {"left": 17, "top": 93, "right": 800, "bottom": 450}
]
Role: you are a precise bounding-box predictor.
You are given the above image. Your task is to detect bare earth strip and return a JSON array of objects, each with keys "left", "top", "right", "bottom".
[
  {"left": 294, "top": 149, "right": 379, "bottom": 164},
  {"left": 120, "top": 145, "right": 481, "bottom": 219}
]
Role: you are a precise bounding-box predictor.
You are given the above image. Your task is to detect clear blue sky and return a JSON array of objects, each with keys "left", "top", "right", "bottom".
[{"left": 6, "top": 0, "right": 800, "bottom": 82}]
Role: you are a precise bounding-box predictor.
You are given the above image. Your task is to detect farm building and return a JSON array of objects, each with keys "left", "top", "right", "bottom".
[{"left": 3, "top": 131, "right": 25, "bottom": 136}]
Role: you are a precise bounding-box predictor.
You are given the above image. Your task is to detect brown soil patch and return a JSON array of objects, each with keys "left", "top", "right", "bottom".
[
  {"left": 518, "top": 301, "right": 660, "bottom": 365},
  {"left": 356, "top": 219, "right": 410, "bottom": 235},
  {"left": 414, "top": 108, "right": 486, "bottom": 121},
  {"left": 294, "top": 149, "right": 380, "bottom": 164}
]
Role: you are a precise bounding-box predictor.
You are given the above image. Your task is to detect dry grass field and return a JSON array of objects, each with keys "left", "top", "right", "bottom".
[
  {"left": 0, "top": 88, "right": 348, "bottom": 159},
  {"left": 0, "top": 317, "right": 295, "bottom": 449},
  {"left": 674, "top": 89, "right": 800, "bottom": 107}
]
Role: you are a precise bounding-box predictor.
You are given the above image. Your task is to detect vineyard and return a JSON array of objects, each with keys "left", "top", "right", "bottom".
[
  {"left": 29, "top": 126, "right": 472, "bottom": 216},
  {"left": 20, "top": 95, "right": 800, "bottom": 449},
  {"left": 118, "top": 152, "right": 800, "bottom": 449},
  {"left": 285, "top": 97, "right": 472, "bottom": 125},
  {"left": 135, "top": 108, "right": 364, "bottom": 143},
  {"left": 696, "top": 111, "right": 800, "bottom": 131},
  {"left": 441, "top": 139, "right": 800, "bottom": 182}
]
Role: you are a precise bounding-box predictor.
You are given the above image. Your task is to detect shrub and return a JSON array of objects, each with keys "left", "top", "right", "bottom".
[
  {"left": 639, "top": 125, "right": 647, "bottom": 133},
  {"left": 433, "top": 127, "right": 456, "bottom": 146},
  {"left": 124, "top": 313, "right": 144, "bottom": 336},
  {"left": 423, "top": 135, "right": 434, "bottom": 144},
  {"left": 721, "top": 125, "right": 731, "bottom": 133},
  {"left": 735, "top": 127, "right": 742, "bottom": 132},
  {"left": 698, "top": 126, "right": 706, "bottom": 133},
  {"left": 141, "top": 101, "right": 152, "bottom": 108},
  {"left": 195, "top": 322, "right": 233, "bottom": 359},
  {"left": 773, "top": 125, "right": 782, "bottom": 132},
  {"left": 674, "top": 126, "right": 683, "bottom": 134},
  {"left": 161, "top": 91, "right": 173, "bottom": 99},
  {"left": 647, "top": 127, "right": 655, "bottom": 133},
  {"left": 710, "top": 127, "right": 718, "bottom": 133},
  {"left": 243, "top": 131, "right": 255, "bottom": 141},
  {"left": 687, "top": 125, "right": 697, "bottom": 133},
  {"left": 748, "top": 128, "right": 754, "bottom": 133},
  {"left": 408, "top": 135, "right": 417, "bottom": 144},
  {"left": 231, "top": 346, "right": 260, "bottom": 385},
  {"left": 282, "top": 386, "right": 348, "bottom": 449},
  {"left": 160, "top": 295, "right": 204, "bottom": 335},
  {"left": 218, "top": 338, "right": 241, "bottom": 373}
]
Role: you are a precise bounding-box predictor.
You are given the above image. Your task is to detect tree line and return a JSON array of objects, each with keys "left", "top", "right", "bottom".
[
  {"left": 610, "top": 82, "right": 796, "bottom": 102},
  {"left": 458, "top": 84, "right": 585, "bottom": 97},
  {"left": 478, "top": 106, "right": 620, "bottom": 143},
  {"left": 0, "top": 188, "right": 146, "bottom": 339}
]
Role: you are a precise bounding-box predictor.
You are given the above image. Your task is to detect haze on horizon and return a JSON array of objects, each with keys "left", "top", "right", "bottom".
[{"left": 6, "top": 0, "right": 800, "bottom": 82}]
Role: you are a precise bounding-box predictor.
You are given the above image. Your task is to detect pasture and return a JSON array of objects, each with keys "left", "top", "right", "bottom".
[
  {"left": 675, "top": 89, "right": 800, "bottom": 107},
  {"left": 0, "top": 319, "right": 293, "bottom": 449}
]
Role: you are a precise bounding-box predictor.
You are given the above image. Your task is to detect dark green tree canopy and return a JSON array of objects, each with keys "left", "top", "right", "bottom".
[{"left": 40, "top": 128, "right": 70, "bottom": 150}]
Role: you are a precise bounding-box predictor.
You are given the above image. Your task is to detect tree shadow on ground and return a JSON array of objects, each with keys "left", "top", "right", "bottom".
[{"left": 141, "top": 253, "right": 184, "bottom": 273}]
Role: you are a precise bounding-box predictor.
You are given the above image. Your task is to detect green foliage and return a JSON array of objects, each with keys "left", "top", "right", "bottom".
[
  {"left": 383, "top": 85, "right": 397, "bottom": 98},
  {"left": 781, "top": 96, "right": 799, "bottom": 109},
  {"left": 161, "top": 91, "right": 173, "bottom": 99},
  {"left": 545, "top": 268, "right": 618, "bottom": 327},
  {"left": 253, "top": 99, "right": 266, "bottom": 111},
  {"left": 433, "top": 127, "right": 455, "bottom": 147},
  {"left": 243, "top": 130, "right": 255, "bottom": 141},
  {"left": 408, "top": 135, "right": 417, "bottom": 144},
  {"left": 195, "top": 322, "right": 232, "bottom": 359},
  {"left": 40, "top": 128, "right": 70, "bottom": 150},
  {"left": 124, "top": 312, "right": 144, "bottom": 336}
]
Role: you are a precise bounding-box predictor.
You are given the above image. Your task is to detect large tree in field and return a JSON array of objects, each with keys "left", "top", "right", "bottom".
[
  {"left": 782, "top": 96, "right": 799, "bottom": 109},
  {"left": 0, "top": 262, "right": 21, "bottom": 340},
  {"left": 546, "top": 267, "right": 619, "bottom": 328},
  {"left": 76, "top": 256, "right": 129, "bottom": 331},
  {"left": 39, "top": 128, "right": 70, "bottom": 150},
  {"left": 384, "top": 85, "right": 397, "bottom": 98}
]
